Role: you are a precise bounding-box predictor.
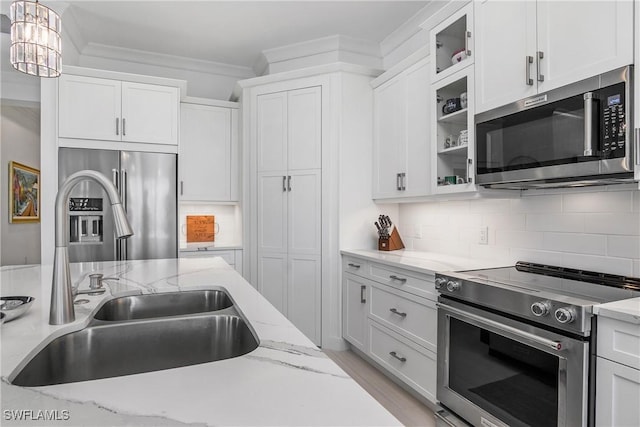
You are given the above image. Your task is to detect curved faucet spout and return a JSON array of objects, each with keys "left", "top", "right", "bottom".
[{"left": 50, "top": 170, "right": 133, "bottom": 325}]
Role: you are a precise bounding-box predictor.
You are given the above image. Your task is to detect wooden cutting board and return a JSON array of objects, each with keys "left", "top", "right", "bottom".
[{"left": 186, "top": 215, "right": 215, "bottom": 243}]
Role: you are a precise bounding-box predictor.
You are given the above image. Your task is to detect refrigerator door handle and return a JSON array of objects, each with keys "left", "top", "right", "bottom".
[{"left": 121, "top": 169, "right": 128, "bottom": 211}]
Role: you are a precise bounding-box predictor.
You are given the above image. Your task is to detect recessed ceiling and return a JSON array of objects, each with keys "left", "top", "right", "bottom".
[{"left": 65, "top": 1, "right": 429, "bottom": 69}]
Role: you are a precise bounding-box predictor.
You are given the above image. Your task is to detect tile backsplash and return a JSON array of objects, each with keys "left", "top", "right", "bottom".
[
  {"left": 179, "top": 203, "right": 242, "bottom": 249},
  {"left": 398, "top": 186, "right": 640, "bottom": 276}
]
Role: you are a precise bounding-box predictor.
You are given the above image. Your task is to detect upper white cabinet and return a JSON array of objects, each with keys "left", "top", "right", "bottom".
[
  {"left": 475, "top": 0, "right": 633, "bottom": 114},
  {"left": 59, "top": 74, "right": 179, "bottom": 145},
  {"left": 430, "top": 4, "right": 474, "bottom": 84},
  {"left": 372, "top": 57, "right": 431, "bottom": 200},
  {"left": 431, "top": 54, "right": 476, "bottom": 195},
  {"left": 179, "top": 101, "right": 238, "bottom": 202}
]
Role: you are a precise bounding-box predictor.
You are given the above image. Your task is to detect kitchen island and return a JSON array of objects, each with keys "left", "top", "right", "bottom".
[{"left": 1, "top": 258, "right": 401, "bottom": 426}]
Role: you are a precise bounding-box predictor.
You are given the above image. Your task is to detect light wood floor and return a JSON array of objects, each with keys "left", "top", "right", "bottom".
[{"left": 325, "top": 349, "right": 436, "bottom": 427}]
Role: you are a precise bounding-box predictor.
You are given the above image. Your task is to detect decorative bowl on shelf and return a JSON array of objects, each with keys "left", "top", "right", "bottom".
[
  {"left": 451, "top": 48, "right": 467, "bottom": 65},
  {"left": 0, "top": 296, "right": 35, "bottom": 323}
]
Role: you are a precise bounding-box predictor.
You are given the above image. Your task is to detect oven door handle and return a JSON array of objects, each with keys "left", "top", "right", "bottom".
[{"left": 437, "top": 303, "right": 565, "bottom": 351}]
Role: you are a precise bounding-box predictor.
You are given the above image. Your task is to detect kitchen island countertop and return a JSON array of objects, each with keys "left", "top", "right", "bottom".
[{"left": 1, "top": 258, "right": 401, "bottom": 426}]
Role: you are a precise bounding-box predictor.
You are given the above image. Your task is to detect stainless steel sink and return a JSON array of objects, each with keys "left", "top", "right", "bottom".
[
  {"left": 94, "top": 289, "right": 233, "bottom": 321},
  {"left": 11, "top": 313, "right": 259, "bottom": 387}
]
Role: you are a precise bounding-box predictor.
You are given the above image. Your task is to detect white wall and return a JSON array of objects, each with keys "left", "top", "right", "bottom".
[
  {"left": 398, "top": 186, "right": 640, "bottom": 276},
  {"left": 1, "top": 103, "right": 41, "bottom": 266}
]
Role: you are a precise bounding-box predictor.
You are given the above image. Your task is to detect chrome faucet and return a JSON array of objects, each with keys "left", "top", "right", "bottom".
[{"left": 50, "top": 170, "right": 133, "bottom": 325}]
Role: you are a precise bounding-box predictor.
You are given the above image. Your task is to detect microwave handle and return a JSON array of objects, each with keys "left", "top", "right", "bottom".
[{"left": 583, "top": 92, "right": 597, "bottom": 157}]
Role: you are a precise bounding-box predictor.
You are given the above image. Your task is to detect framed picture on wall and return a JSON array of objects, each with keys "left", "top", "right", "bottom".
[{"left": 9, "top": 161, "right": 40, "bottom": 223}]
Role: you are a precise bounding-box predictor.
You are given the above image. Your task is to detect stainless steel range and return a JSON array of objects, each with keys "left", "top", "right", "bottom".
[{"left": 435, "top": 262, "right": 640, "bottom": 427}]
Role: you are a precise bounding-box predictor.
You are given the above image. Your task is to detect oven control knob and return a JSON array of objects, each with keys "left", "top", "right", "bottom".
[
  {"left": 446, "top": 280, "right": 461, "bottom": 292},
  {"left": 554, "top": 307, "right": 576, "bottom": 324},
  {"left": 531, "top": 301, "right": 551, "bottom": 317},
  {"left": 434, "top": 278, "right": 447, "bottom": 290}
]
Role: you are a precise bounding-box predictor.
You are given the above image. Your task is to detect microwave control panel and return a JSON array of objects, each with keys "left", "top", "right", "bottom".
[{"left": 601, "top": 83, "right": 626, "bottom": 159}]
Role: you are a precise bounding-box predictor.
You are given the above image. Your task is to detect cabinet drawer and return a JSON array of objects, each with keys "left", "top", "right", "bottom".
[
  {"left": 369, "top": 285, "right": 437, "bottom": 352},
  {"left": 179, "top": 249, "right": 235, "bottom": 265},
  {"left": 369, "top": 322, "right": 437, "bottom": 403},
  {"left": 343, "top": 256, "right": 368, "bottom": 278},
  {"left": 369, "top": 263, "right": 436, "bottom": 300},
  {"left": 598, "top": 317, "right": 640, "bottom": 370}
]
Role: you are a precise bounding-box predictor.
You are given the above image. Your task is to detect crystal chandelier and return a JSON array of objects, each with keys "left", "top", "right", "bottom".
[{"left": 10, "top": 0, "right": 62, "bottom": 77}]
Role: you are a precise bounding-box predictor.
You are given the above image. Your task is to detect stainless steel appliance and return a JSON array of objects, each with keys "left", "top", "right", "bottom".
[
  {"left": 435, "top": 262, "right": 640, "bottom": 427},
  {"left": 476, "top": 66, "right": 634, "bottom": 189},
  {"left": 59, "top": 148, "right": 177, "bottom": 262}
]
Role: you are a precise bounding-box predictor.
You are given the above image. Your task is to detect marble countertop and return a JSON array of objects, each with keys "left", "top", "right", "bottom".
[
  {"left": 341, "top": 249, "right": 506, "bottom": 275},
  {"left": 1, "top": 258, "right": 400, "bottom": 426},
  {"left": 593, "top": 298, "right": 640, "bottom": 324}
]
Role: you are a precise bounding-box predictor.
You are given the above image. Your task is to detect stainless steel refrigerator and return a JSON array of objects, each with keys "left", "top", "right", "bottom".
[{"left": 58, "top": 148, "right": 177, "bottom": 262}]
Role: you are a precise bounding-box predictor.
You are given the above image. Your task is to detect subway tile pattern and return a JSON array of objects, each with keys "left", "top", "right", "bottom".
[{"left": 399, "top": 187, "right": 640, "bottom": 276}]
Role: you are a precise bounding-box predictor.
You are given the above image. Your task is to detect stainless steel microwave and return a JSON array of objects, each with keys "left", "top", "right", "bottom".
[{"left": 476, "top": 66, "right": 634, "bottom": 189}]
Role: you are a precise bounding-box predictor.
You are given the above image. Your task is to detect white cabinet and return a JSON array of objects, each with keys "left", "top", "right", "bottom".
[
  {"left": 372, "top": 57, "right": 431, "bottom": 199},
  {"left": 475, "top": 0, "right": 633, "bottom": 114},
  {"left": 256, "top": 86, "right": 322, "bottom": 345},
  {"left": 430, "top": 4, "right": 474, "bottom": 84},
  {"left": 179, "top": 101, "right": 238, "bottom": 202},
  {"left": 432, "top": 65, "right": 476, "bottom": 195},
  {"left": 342, "top": 254, "right": 438, "bottom": 404},
  {"left": 596, "top": 316, "right": 640, "bottom": 426},
  {"left": 59, "top": 74, "right": 179, "bottom": 145}
]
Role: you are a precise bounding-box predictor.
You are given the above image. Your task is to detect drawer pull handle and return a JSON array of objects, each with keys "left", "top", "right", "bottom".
[
  {"left": 389, "top": 275, "right": 407, "bottom": 283},
  {"left": 348, "top": 263, "right": 361, "bottom": 269},
  {"left": 389, "top": 308, "right": 407, "bottom": 318},
  {"left": 360, "top": 285, "right": 366, "bottom": 304},
  {"left": 389, "top": 351, "right": 407, "bottom": 362}
]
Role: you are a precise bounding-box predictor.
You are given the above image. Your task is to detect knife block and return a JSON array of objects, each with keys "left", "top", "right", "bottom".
[{"left": 378, "top": 227, "right": 404, "bottom": 251}]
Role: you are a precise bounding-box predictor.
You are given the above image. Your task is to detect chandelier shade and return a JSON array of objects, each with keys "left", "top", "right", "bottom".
[{"left": 10, "top": 0, "right": 62, "bottom": 77}]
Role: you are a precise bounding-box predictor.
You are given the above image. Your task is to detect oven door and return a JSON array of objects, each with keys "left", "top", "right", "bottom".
[{"left": 437, "top": 298, "right": 589, "bottom": 427}]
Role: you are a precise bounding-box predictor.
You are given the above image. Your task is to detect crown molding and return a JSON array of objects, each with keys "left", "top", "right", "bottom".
[
  {"left": 80, "top": 42, "right": 255, "bottom": 80},
  {"left": 60, "top": 5, "right": 86, "bottom": 57},
  {"left": 258, "top": 34, "right": 382, "bottom": 74}
]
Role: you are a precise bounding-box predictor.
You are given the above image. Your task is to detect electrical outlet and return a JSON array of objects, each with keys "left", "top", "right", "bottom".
[
  {"left": 479, "top": 226, "right": 488, "bottom": 245},
  {"left": 414, "top": 224, "right": 422, "bottom": 239}
]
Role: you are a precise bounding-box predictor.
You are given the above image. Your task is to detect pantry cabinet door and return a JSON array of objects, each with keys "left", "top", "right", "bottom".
[
  {"left": 537, "top": 0, "right": 633, "bottom": 93},
  {"left": 288, "top": 253, "right": 321, "bottom": 345},
  {"left": 287, "top": 87, "right": 322, "bottom": 171},
  {"left": 257, "top": 91, "right": 288, "bottom": 172},
  {"left": 58, "top": 75, "right": 122, "bottom": 141},
  {"left": 474, "top": 0, "right": 537, "bottom": 114}
]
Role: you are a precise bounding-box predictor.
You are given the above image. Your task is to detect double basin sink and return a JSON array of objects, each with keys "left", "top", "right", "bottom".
[{"left": 11, "top": 289, "right": 259, "bottom": 387}]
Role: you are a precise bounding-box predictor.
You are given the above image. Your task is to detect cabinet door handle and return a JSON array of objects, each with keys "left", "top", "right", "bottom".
[
  {"left": 401, "top": 173, "right": 406, "bottom": 191},
  {"left": 180, "top": 181, "right": 184, "bottom": 196},
  {"left": 389, "top": 275, "right": 407, "bottom": 283},
  {"left": 536, "top": 51, "right": 544, "bottom": 82},
  {"left": 525, "top": 56, "right": 534, "bottom": 85},
  {"left": 389, "top": 308, "right": 407, "bottom": 318},
  {"left": 122, "top": 118, "right": 126, "bottom": 136},
  {"left": 348, "top": 263, "right": 361, "bottom": 269},
  {"left": 467, "top": 158, "right": 473, "bottom": 184},
  {"left": 360, "top": 285, "right": 366, "bottom": 304},
  {"left": 287, "top": 175, "right": 292, "bottom": 192},
  {"left": 116, "top": 118, "right": 120, "bottom": 135},
  {"left": 389, "top": 351, "right": 407, "bottom": 362},
  {"left": 465, "top": 30, "right": 472, "bottom": 56},
  {"left": 396, "top": 173, "right": 401, "bottom": 191},
  {"left": 282, "top": 176, "right": 287, "bottom": 192}
]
